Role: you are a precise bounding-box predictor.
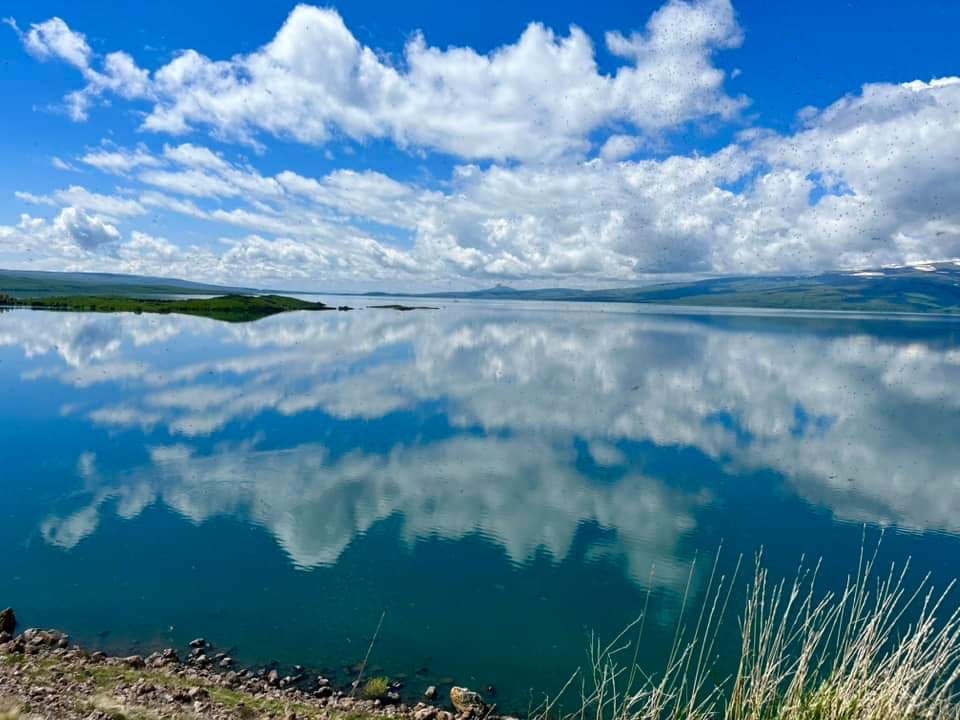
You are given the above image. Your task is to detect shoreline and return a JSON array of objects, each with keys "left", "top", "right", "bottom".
[{"left": 0, "top": 610, "right": 510, "bottom": 720}]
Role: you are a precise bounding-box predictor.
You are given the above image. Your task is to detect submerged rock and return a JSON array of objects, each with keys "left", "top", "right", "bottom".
[
  {"left": 424, "top": 685, "right": 438, "bottom": 700},
  {"left": 0, "top": 608, "right": 16, "bottom": 634}
]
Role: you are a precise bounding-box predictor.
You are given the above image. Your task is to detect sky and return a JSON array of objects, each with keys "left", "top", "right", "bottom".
[{"left": 0, "top": 0, "right": 958, "bottom": 291}]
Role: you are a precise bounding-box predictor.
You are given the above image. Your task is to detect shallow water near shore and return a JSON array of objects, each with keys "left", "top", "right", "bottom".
[{"left": 2, "top": 299, "right": 960, "bottom": 710}]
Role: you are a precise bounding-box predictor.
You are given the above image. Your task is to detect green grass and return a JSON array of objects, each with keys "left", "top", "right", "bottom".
[
  {"left": 360, "top": 676, "right": 391, "bottom": 700},
  {"left": 0, "top": 654, "right": 382, "bottom": 720},
  {"left": 0, "top": 294, "right": 334, "bottom": 323},
  {"left": 541, "top": 540, "right": 960, "bottom": 720}
]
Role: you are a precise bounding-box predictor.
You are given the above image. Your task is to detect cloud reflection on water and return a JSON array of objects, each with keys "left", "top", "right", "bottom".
[{"left": 5, "top": 303, "right": 959, "bottom": 586}]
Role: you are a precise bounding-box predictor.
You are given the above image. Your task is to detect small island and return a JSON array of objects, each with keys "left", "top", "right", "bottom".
[{"left": 0, "top": 294, "right": 345, "bottom": 323}]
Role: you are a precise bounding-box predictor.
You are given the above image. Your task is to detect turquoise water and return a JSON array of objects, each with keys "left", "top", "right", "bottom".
[{"left": 2, "top": 300, "right": 960, "bottom": 709}]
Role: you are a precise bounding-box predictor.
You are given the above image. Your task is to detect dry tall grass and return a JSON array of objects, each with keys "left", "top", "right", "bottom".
[{"left": 545, "top": 541, "right": 960, "bottom": 720}]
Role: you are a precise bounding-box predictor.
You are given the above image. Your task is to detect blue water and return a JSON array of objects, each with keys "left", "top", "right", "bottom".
[{"left": 2, "top": 300, "right": 960, "bottom": 709}]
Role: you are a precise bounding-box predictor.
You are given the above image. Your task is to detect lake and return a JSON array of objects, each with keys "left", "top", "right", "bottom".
[{"left": 2, "top": 299, "right": 960, "bottom": 710}]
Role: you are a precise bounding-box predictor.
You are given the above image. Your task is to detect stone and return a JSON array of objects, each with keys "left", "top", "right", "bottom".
[
  {"left": 188, "top": 638, "right": 207, "bottom": 648},
  {"left": 385, "top": 691, "right": 402, "bottom": 704},
  {"left": 450, "top": 687, "right": 487, "bottom": 717},
  {"left": 161, "top": 648, "right": 180, "bottom": 663},
  {"left": 0, "top": 631, "right": 12, "bottom": 644},
  {"left": 187, "top": 687, "right": 208, "bottom": 701},
  {"left": 316, "top": 676, "right": 331, "bottom": 687},
  {"left": 123, "top": 655, "right": 145, "bottom": 669},
  {"left": 219, "top": 656, "right": 233, "bottom": 668},
  {"left": 424, "top": 685, "right": 438, "bottom": 700},
  {"left": 267, "top": 669, "right": 281, "bottom": 686},
  {"left": 316, "top": 686, "right": 334, "bottom": 698},
  {"left": 0, "top": 608, "right": 15, "bottom": 634}
]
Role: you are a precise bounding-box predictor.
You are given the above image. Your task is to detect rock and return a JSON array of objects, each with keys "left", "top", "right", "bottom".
[
  {"left": 385, "top": 691, "right": 402, "bottom": 704},
  {"left": 316, "top": 676, "right": 331, "bottom": 687},
  {"left": 90, "top": 651, "right": 106, "bottom": 662},
  {"left": 123, "top": 655, "right": 145, "bottom": 669},
  {"left": 450, "top": 687, "right": 487, "bottom": 717},
  {"left": 188, "top": 637, "right": 207, "bottom": 648},
  {"left": 485, "top": 684, "right": 496, "bottom": 696},
  {"left": 161, "top": 647, "right": 180, "bottom": 663},
  {"left": 267, "top": 669, "right": 281, "bottom": 686},
  {"left": 219, "top": 655, "right": 233, "bottom": 668},
  {"left": 414, "top": 707, "right": 438, "bottom": 720},
  {"left": 0, "top": 608, "right": 15, "bottom": 634},
  {"left": 436, "top": 711, "right": 454, "bottom": 720},
  {"left": 187, "top": 687, "right": 208, "bottom": 701},
  {"left": 424, "top": 685, "right": 438, "bottom": 700},
  {"left": 0, "top": 631, "right": 12, "bottom": 644}
]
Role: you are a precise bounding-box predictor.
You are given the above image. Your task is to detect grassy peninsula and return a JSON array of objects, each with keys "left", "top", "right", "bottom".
[{"left": 0, "top": 294, "right": 343, "bottom": 323}]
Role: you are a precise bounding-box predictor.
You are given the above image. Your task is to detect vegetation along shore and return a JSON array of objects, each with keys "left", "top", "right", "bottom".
[
  {"left": 3, "top": 544, "right": 960, "bottom": 719},
  {"left": 0, "top": 608, "right": 497, "bottom": 720},
  {"left": 0, "top": 295, "right": 349, "bottom": 323}
]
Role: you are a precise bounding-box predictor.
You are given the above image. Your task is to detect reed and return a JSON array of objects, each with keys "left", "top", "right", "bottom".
[{"left": 545, "top": 539, "right": 960, "bottom": 720}]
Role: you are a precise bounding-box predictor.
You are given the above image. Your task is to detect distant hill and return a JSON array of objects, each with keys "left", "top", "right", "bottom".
[
  {"left": 0, "top": 269, "right": 257, "bottom": 297},
  {"left": 4, "top": 263, "right": 960, "bottom": 314},
  {"left": 407, "top": 262, "right": 960, "bottom": 314}
]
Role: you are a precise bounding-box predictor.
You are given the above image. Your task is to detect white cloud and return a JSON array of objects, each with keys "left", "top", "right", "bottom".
[
  {"left": 53, "top": 206, "right": 121, "bottom": 250},
  {"left": 600, "top": 135, "right": 643, "bottom": 161},
  {"left": 81, "top": 146, "right": 163, "bottom": 174},
  {"left": 11, "top": 1, "right": 746, "bottom": 160},
  {"left": 10, "top": 16, "right": 92, "bottom": 70},
  {"left": 51, "top": 156, "right": 78, "bottom": 172},
  {"left": 16, "top": 185, "right": 146, "bottom": 220},
  {"left": 5, "top": 4, "right": 960, "bottom": 286}
]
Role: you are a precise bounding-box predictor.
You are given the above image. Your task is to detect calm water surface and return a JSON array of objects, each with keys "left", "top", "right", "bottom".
[{"left": 2, "top": 300, "right": 960, "bottom": 708}]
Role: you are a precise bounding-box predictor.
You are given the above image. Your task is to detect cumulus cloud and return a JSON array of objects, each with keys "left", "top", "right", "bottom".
[
  {"left": 5, "top": 3, "right": 960, "bottom": 286},
  {"left": 53, "top": 206, "right": 121, "bottom": 250},
  {"left": 9, "top": 0, "right": 746, "bottom": 160},
  {"left": 8, "top": 16, "right": 92, "bottom": 70}
]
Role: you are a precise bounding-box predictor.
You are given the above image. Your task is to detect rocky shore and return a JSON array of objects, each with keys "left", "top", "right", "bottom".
[{"left": 0, "top": 609, "right": 513, "bottom": 720}]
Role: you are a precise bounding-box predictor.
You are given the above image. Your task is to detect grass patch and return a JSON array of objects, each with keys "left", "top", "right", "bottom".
[
  {"left": 541, "top": 540, "right": 960, "bottom": 720},
  {"left": 0, "top": 294, "right": 334, "bottom": 323},
  {"left": 361, "top": 676, "right": 391, "bottom": 700}
]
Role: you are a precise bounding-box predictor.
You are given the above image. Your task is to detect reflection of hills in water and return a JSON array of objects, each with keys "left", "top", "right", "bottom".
[{"left": 3, "top": 303, "right": 960, "bottom": 584}]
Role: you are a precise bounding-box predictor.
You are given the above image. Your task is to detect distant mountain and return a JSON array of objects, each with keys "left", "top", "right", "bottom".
[
  {"left": 407, "top": 262, "right": 960, "bottom": 314},
  {"left": 0, "top": 269, "right": 258, "bottom": 297},
  {"left": 4, "top": 263, "right": 960, "bottom": 314}
]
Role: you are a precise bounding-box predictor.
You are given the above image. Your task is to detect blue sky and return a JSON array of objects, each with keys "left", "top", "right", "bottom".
[{"left": 1, "top": 0, "right": 959, "bottom": 290}]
